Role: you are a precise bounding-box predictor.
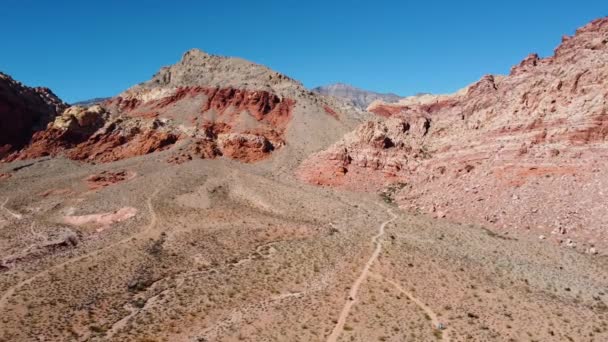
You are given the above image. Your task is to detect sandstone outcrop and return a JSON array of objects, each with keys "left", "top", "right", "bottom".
[
  {"left": 3, "top": 48, "right": 364, "bottom": 165},
  {"left": 83, "top": 50, "right": 300, "bottom": 163},
  {"left": 0, "top": 72, "right": 67, "bottom": 158},
  {"left": 4, "top": 105, "right": 179, "bottom": 163},
  {"left": 300, "top": 17, "right": 608, "bottom": 249}
]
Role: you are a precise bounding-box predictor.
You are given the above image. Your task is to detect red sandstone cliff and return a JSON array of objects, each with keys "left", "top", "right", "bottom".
[{"left": 2, "top": 50, "right": 305, "bottom": 164}]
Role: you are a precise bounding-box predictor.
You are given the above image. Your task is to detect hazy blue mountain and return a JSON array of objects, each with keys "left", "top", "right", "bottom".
[{"left": 312, "top": 83, "right": 401, "bottom": 109}]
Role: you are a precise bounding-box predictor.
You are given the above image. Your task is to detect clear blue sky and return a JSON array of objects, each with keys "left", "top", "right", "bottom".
[{"left": 2, "top": 0, "right": 606, "bottom": 103}]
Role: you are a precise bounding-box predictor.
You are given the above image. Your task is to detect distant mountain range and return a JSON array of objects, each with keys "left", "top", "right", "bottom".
[
  {"left": 312, "top": 83, "right": 401, "bottom": 109},
  {"left": 71, "top": 97, "right": 110, "bottom": 107}
]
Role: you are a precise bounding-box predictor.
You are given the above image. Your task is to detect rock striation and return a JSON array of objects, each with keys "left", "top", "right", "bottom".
[
  {"left": 299, "top": 17, "right": 608, "bottom": 249},
  {"left": 2, "top": 49, "right": 366, "bottom": 165},
  {"left": 2, "top": 50, "right": 302, "bottom": 163}
]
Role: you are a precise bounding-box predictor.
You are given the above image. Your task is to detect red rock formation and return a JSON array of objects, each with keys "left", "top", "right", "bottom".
[
  {"left": 66, "top": 130, "right": 178, "bottom": 163},
  {"left": 0, "top": 73, "right": 67, "bottom": 158},
  {"left": 106, "top": 97, "right": 141, "bottom": 112},
  {"left": 7, "top": 85, "right": 295, "bottom": 164},
  {"left": 109, "top": 86, "right": 296, "bottom": 163},
  {"left": 4, "top": 129, "right": 71, "bottom": 161},
  {"left": 5, "top": 105, "right": 180, "bottom": 163},
  {"left": 323, "top": 105, "right": 339, "bottom": 119},
  {"left": 84, "top": 170, "right": 137, "bottom": 190},
  {"left": 300, "top": 16, "right": 608, "bottom": 251},
  {"left": 217, "top": 133, "right": 274, "bottom": 162}
]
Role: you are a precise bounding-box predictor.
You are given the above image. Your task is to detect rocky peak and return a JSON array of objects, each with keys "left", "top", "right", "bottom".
[
  {"left": 181, "top": 48, "right": 211, "bottom": 63},
  {"left": 553, "top": 17, "right": 608, "bottom": 58},
  {"left": 134, "top": 49, "right": 303, "bottom": 99}
]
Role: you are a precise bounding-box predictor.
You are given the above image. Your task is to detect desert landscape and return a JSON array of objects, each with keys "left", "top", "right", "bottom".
[{"left": 1, "top": 14, "right": 608, "bottom": 342}]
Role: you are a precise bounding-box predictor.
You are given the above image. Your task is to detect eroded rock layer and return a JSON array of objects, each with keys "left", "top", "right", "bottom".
[
  {"left": 299, "top": 17, "right": 608, "bottom": 249},
  {"left": 3, "top": 50, "right": 300, "bottom": 164},
  {"left": 105, "top": 85, "right": 296, "bottom": 162},
  {"left": 0, "top": 72, "right": 67, "bottom": 158},
  {"left": 4, "top": 105, "right": 179, "bottom": 163}
]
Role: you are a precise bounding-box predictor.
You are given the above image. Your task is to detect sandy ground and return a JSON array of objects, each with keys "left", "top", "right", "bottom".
[{"left": 0, "top": 152, "right": 607, "bottom": 342}]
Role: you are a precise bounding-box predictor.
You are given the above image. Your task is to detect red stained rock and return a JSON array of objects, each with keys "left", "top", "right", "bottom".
[
  {"left": 66, "top": 130, "right": 178, "bottom": 163},
  {"left": 114, "top": 86, "right": 295, "bottom": 162},
  {"left": 323, "top": 105, "right": 339, "bottom": 119},
  {"left": 0, "top": 73, "right": 67, "bottom": 158},
  {"left": 368, "top": 103, "right": 405, "bottom": 117},
  {"left": 106, "top": 97, "right": 142, "bottom": 112},
  {"left": 566, "top": 112, "right": 608, "bottom": 145},
  {"left": 7, "top": 119, "right": 179, "bottom": 164},
  {"left": 200, "top": 87, "right": 295, "bottom": 131},
  {"left": 217, "top": 133, "right": 274, "bottom": 163},
  {"left": 4, "top": 129, "right": 71, "bottom": 161},
  {"left": 7, "top": 85, "right": 294, "bottom": 164},
  {"left": 299, "top": 16, "right": 608, "bottom": 250},
  {"left": 85, "top": 170, "right": 136, "bottom": 190}
]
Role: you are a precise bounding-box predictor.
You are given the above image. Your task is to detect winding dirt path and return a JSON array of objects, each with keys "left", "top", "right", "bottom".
[
  {"left": 369, "top": 272, "right": 451, "bottom": 342},
  {"left": 1, "top": 198, "right": 23, "bottom": 220},
  {"left": 0, "top": 190, "right": 160, "bottom": 313},
  {"left": 326, "top": 207, "right": 397, "bottom": 342}
]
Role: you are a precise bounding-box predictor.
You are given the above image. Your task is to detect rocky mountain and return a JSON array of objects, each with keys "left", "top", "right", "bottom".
[
  {"left": 312, "top": 83, "right": 401, "bottom": 109},
  {"left": 2, "top": 17, "right": 608, "bottom": 342},
  {"left": 0, "top": 72, "right": 67, "bottom": 158},
  {"left": 4, "top": 49, "right": 368, "bottom": 166},
  {"left": 299, "top": 17, "right": 608, "bottom": 250},
  {"left": 71, "top": 97, "right": 110, "bottom": 107}
]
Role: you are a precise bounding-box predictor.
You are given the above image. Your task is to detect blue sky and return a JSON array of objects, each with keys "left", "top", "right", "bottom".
[{"left": 2, "top": 0, "right": 606, "bottom": 103}]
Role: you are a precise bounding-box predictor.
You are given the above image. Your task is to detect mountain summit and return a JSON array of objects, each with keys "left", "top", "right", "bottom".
[{"left": 3, "top": 49, "right": 367, "bottom": 166}]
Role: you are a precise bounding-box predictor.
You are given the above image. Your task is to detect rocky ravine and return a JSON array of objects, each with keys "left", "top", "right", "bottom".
[
  {"left": 3, "top": 49, "right": 366, "bottom": 165},
  {"left": 299, "top": 17, "right": 608, "bottom": 253}
]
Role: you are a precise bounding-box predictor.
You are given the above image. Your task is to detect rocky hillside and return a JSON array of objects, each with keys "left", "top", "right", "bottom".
[
  {"left": 0, "top": 73, "right": 67, "bottom": 158},
  {"left": 4, "top": 50, "right": 367, "bottom": 166},
  {"left": 299, "top": 17, "right": 608, "bottom": 252},
  {"left": 313, "top": 83, "right": 401, "bottom": 109}
]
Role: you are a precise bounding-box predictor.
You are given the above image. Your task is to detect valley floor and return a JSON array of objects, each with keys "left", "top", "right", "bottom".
[{"left": 0, "top": 155, "right": 607, "bottom": 341}]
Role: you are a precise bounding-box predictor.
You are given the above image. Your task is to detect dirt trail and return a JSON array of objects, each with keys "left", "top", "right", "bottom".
[
  {"left": 1, "top": 198, "right": 23, "bottom": 220},
  {"left": 0, "top": 190, "right": 160, "bottom": 313},
  {"left": 326, "top": 207, "right": 397, "bottom": 342},
  {"left": 369, "top": 272, "right": 451, "bottom": 342},
  {"left": 105, "top": 275, "right": 181, "bottom": 340}
]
